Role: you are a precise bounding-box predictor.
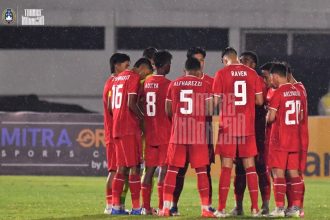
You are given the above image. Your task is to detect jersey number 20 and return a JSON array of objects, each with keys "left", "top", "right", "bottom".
[{"left": 285, "top": 100, "right": 301, "bottom": 125}]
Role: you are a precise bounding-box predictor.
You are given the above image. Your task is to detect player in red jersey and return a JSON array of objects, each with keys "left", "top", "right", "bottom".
[
  {"left": 171, "top": 47, "right": 215, "bottom": 215},
  {"left": 103, "top": 53, "right": 130, "bottom": 214},
  {"left": 141, "top": 50, "right": 172, "bottom": 214},
  {"left": 286, "top": 64, "right": 308, "bottom": 218},
  {"left": 110, "top": 58, "right": 153, "bottom": 215},
  {"left": 267, "top": 63, "right": 304, "bottom": 217},
  {"left": 160, "top": 57, "right": 215, "bottom": 218},
  {"left": 212, "top": 47, "right": 263, "bottom": 217},
  {"left": 230, "top": 51, "right": 271, "bottom": 216}
]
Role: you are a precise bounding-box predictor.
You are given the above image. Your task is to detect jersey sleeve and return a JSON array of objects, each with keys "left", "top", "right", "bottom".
[
  {"left": 212, "top": 70, "right": 223, "bottom": 97},
  {"left": 127, "top": 74, "right": 140, "bottom": 95},
  {"left": 269, "top": 90, "right": 281, "bottom": 111}
]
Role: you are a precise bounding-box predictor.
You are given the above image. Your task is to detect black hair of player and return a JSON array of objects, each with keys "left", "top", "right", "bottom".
[
  {"left": 281, "top": 61, "right": 293, "bottom": 74},
  {"left": 260, "top": 62, "right": 274, "bottom": 71},
  {"left": 154, "top": 50, "right": 173, "bottom": 68},
  {"left": 134, "top": 58, "right": 153, "bottom": 71},
  {"left": 185, "top": 57, "right": 201, "bottom": 71},
  {"left": 270, "top": 63, "right": 287, "bottom": 77},
  {"left": 143, "top": 47, "right": 158, "bottom": 60},
  {"left": 109, "top": 53, "right": 130, "bottom": 73},
  {"left": 221, "top": 47, "right": 237, "bottom": 58},
  {"left": 187, "top": 47, "right": 206, "bottom": 58},
  {"left": 240, "top": 51, "right": 258, "bottom": 66}
]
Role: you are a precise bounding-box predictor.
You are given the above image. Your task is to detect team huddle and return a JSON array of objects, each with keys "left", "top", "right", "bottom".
[{"left": 102, "top": 46, "right": 308, "bottom": 218}]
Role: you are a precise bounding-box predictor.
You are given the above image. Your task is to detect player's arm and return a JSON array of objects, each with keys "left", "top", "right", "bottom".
[
  {"left": 128, "top": 94, "right": 144, "bottom": 120},
  {"left": 266, "top": 108, "right": 277, "bottom": 124},
  {"left": 213, "top": 95, "right": 222, "bottom": 115},
  {"left": 107, "top": 94, "right": 113, "bottom": 115},
  {"left": 165, "top": 99, "right": 172, "bottom": 119},
  {"left": 255, "top": 93, "right": 264, "bottom": 106},
  {"left": 206, "top": 97, "right": 214, "bottom": 116}
]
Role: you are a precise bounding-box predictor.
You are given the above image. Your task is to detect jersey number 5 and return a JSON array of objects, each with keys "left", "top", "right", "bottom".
[
  {"left": 180, "top": 90, "right": 193, "bottom": 114},
  {"left": 285, "top": 100, "right": 301, "bottom": 125},
  {"left": 234, "top": 81, "right": 247, "bottom": 106},
  {"left": 111, "top": 84, "right": 123, "bottom": 109}
]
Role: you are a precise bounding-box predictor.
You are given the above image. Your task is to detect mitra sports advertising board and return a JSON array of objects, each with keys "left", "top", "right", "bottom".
[{"left": 0, "top": 112, "right": 107, "bottom": 176}]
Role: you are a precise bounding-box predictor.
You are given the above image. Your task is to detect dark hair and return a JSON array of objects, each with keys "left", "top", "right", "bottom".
[
  {"left": 185, "top": 57, "right": 201, "bottom": 71},
  {"left": 221, "top": 47, "right": 237, "bottom": 58},
  {"left": 187, "top": 47, "right": 206, "bottom": 58},
  {"left": 143, "top": 47, "right": 158, "bottom": 60},
  {"left": 133, "top": 58, "right": 153, "bottom": 70},
  {"left": 240, "top": 51, "right": 258, "bottom": 66},
  {"left": 281, "top": 61, "right": 293, "bottom": 74},
  {"left": 154, "top": 50, "right": 173, "bottom": 68},
  {"left": 270, "top": 62, "right": 287, "bottom": 77},
  {"left": 260, "top": 62, "right": 274, "bottom": 71},
  {"left": 109, "top": 53, "right": 130, "bottom": 73}
]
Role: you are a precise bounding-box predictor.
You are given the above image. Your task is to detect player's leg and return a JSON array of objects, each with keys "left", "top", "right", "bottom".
[
  {"left": 206, "top": 164, "right": 214, "bottom": 210},
  {"left": 285, "top": 152, "right": 303, "bottom": 217},
  {"left": 269, "top": 167, "right": 286, "bottom": 217},
  {"left": 104, "top": 171, "right": 116, "bottom": 214},
  {"left": 299, "top": 150, "right": 307, "bottom": 218},
  {"left": 128, "top": 165, "right": 142, "bottom": 214},
  {"left": 231, "top": 158, "right": 246, "bottom": 216},
  {"left": 239, "top": 136, "right": 259, "bottom": 216},
  {"left": 158, "top": 165, "right": 167, "bottom": 210},
  {"left": 111, "top": 166, "right": 129, "bottom": 215},
  {"left": 255, "top": 157, "right": 271, "bottom": 215},
  {"left": 141, "top": 166, "right": 156, "bottom": 214},
  {"left": 171, "top": 162, "right": 188, "bottom": 215},
  {"left": 242, "top": 157, "right": 259, "bottom": 216}
]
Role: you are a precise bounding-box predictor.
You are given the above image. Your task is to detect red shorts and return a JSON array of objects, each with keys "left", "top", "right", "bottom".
[
  {"left": 106, "top": 142, "right": 117, "bottom": 171},
  {"left": 299, "top": 151, "right": 308, "bottom": 172},
  {"left": 215, "top": 134, "right": 258, "bottom": 158},
  {"left": 166, "top": 143, "right": 209, "bottom": 168},
  {"left": 268, "top": 150, "right": 299, "bottom": 170},
  {"left": 145, "top": 144, "right": 168, "bottom": 167},
  {"left": 114, "top": 134, "right": 141, "bottom": 167}
]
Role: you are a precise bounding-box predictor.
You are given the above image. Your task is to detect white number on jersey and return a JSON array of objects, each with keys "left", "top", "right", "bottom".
[
  {"left": 285, "top": 100, "right": 301, "bottom": 125},
  {"left": 234, "top": 81, "right": 247, "bottom": 106},
  {"left": 180, "top": 90, "right": 193, "bottom": 115},
  {"left": 111, "top": 84, "right": 123, "bottom": 109},
  {"left": 146, "top": 92, "right": 156, "bottom": 116}
]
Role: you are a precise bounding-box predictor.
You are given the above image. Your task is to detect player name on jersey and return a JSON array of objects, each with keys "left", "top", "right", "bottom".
[
  {"left": 231, "top": 70, "right": 247, "bottom": 76},
  {"left": 113, "top": 75, "right": 130, "bottom": 81},
  {"left": 283, "top": 90, "right": 301, "bottom": 97},
  {"left": 173, "top": 80, "right": 202, "bottom": 87},
  {"left": 144, "top": 82, "right": 159, "bottom": 88}
]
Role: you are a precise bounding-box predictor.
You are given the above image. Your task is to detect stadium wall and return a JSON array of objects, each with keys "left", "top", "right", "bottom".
[{"left": 0, "top": 0, "right": 330, "bottom": 112}]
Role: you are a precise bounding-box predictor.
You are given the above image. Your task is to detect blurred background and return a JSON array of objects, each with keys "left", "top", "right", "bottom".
[{"left": 1, "top": 0, "right": 330, "bottom": 115}]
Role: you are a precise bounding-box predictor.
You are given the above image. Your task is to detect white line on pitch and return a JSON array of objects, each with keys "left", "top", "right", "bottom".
[{"left": 0, "top": 163, "right": 90, "bottom": 167}]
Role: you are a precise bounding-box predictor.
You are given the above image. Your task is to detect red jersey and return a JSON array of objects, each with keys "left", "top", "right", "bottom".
[
  {"left": 269, "top": 83, "right": 302, "bottom": 152},
  {"left": 111, "top": 70, "right": 141, "bottom": 138},
  {"left": 265, "top": 87, "right": 276, "bottom": 148},
  {"left": 103, "top": 75, "right": 114, "bottom": 145},
  {"left": 213, "top": 64, "right": 263, "bottom": 136},
  {"left": 167, "top": 75, "right": 212, "bottom": 144},
  {"left": 201, "top": 73, "right": 214, "bottom": 87},
  {"left": 294, "top": 82, "right": 309, "bottom": 151},
  {"left": 143, "top": 75, "right": 172, "bottom": 146}
]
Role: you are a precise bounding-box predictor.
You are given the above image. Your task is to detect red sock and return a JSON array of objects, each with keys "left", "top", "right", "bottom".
[
  {"left": 246, "top": 166, "right": 259, "bottom": 211},
  {"left": 300, "top": 176, "right": 305, "bottom": 208},
  {"left": 218, "top": 167, "right": 232, "bottom": 211},
  {"left": 291, "top": 177, "right": 304, "bottom": 208},
  {"left": 129, "top": 174, "right": 141, "bottom": 209},
  {"left": 164, "top": 166, "right": 179, "bottom": 208},
  {"left": 157, "top": 183, "right": 164, "bottom": 209},
  {"left": 112, "top": 173, "right": 125, "bottom": 206},
  {"left": 106, "top": 186, "right": 112, "bottom": 205},
  {"left": 196, "top": 167, "right": 210, "bottom": 207},
  {"left": 141, "top": 183, "right": 152, "bottom": 210},
  {"left": 234, "top": 174, "right": 246, "bottom": 204},
  {"left": 258, "top": 170, "right": 271, "bottom": 202},
  {"left": 286, "top": 177, "right": 293, "bottom": 207},
  {"left": 273, "top": 177, "right": 286, "bottom": 207}
]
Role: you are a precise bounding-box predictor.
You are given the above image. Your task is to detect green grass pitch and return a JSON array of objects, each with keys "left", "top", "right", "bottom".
[{"left": 0, "top": 176, "right": 329, "bottom": 219}]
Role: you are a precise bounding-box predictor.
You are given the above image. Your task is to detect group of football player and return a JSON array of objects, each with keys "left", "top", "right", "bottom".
[{"left": 102, "top": 46, "right": 308, "bottom": 218}]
